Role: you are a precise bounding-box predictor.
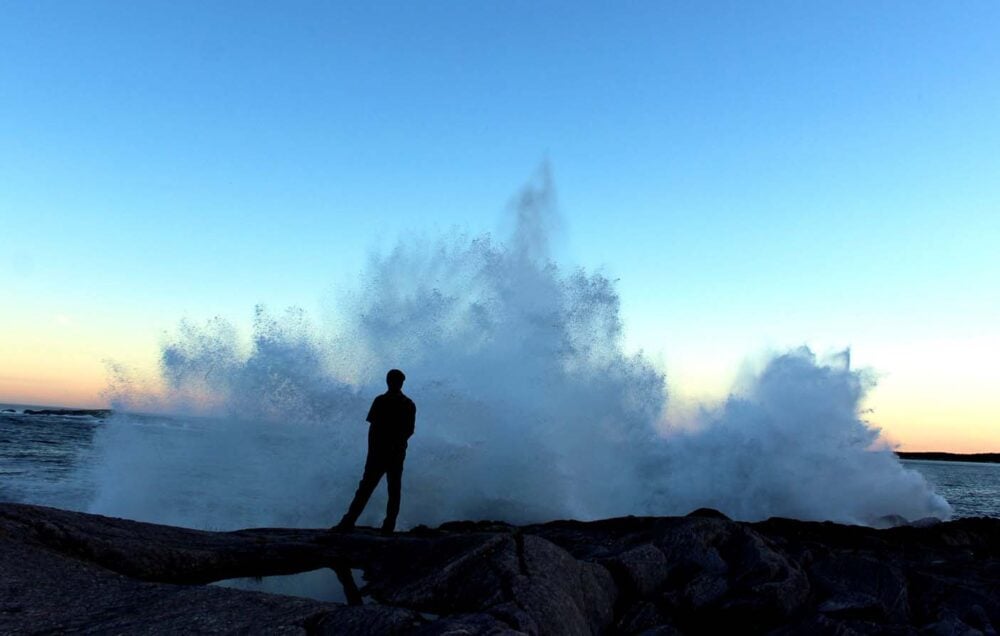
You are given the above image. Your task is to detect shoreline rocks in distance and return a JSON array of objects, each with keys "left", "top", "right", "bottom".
[
  {"left": 21, "top": 408, "right": 112, "bottom": 418},
  {"left": 897, "top": 451, "right": 1000, "bottom": 464},
  {"left": 1, "top": 503, "right": 998, "bottom": 634}
]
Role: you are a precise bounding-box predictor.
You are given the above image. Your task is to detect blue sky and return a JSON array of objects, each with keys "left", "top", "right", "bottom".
[{"left": 2, "top": 2, "right": 998, "bottom": 449}]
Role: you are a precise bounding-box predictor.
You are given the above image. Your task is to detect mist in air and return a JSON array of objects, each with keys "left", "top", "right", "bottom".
[{"left": 87, "top": 169, "right": 951, "bottom": 530}]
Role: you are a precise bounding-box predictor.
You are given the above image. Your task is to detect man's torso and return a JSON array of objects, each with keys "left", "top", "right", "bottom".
[{"left": 366, "top": 391, "right": 416, "bottom": 456}]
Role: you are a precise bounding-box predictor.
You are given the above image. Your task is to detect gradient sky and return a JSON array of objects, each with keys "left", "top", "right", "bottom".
[{"left": 2, "top": 2, "right": 998, "bottom": 451}]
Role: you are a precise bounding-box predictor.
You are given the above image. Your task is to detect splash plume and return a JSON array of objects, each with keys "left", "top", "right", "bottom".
[{"left": 88, "top": 169, "right": 950, "bottom": 529}]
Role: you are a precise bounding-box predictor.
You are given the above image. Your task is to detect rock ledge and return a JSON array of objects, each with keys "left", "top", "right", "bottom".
[{"left": 1, "top": 503, "right": 998, "bottom": 634}]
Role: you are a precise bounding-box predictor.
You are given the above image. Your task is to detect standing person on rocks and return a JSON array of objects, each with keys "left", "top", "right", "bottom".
[{"left": 334, "top": 369, "right": 416, "bottom": 534}]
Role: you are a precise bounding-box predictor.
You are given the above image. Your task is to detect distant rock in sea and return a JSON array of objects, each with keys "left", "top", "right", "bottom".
[
  {"left": 897, "top": 451, "right": 1000, "bottom": 464},
  {"left": 0, "top": 408, "right": 15, "bottom": 413},
  {"left": 21, "top": 408, "right": 111, "bottom": 418},
  {"left": 1, "top": 503, "right": 997, "bottom": 634}
]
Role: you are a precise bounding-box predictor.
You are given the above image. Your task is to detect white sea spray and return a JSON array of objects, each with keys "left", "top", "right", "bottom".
[{"left": 87, "top": 169, "right": 951, "bottom": 529}]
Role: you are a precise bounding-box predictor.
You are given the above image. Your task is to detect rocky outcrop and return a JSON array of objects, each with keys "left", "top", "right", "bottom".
[
  {"left": 1, "top": 503, "right": 998, "bottom": 634},
  {"left": 21, "top": 408, "right": 111, "bottom": 417},
  {"left": 897, "top": 452, "right": 1000, "bottom": 464}
]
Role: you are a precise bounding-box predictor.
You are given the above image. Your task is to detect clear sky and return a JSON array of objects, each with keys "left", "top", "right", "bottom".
[{"left": 2, "top": 2, "right": 998, "bottom": 451}]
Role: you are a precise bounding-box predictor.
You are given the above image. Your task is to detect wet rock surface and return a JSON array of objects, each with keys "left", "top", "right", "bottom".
[{"left": 1, "top": 503, "right": 998, "bottom": 634}]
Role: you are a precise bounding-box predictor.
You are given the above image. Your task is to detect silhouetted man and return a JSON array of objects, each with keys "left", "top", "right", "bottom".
[{"left": 335, "top": 368, "right": 416, "bottom": 533}]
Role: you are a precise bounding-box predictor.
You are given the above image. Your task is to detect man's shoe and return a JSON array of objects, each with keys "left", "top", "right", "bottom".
[{"left": 329, "top": 520, "right": 354, "bottom": 533}]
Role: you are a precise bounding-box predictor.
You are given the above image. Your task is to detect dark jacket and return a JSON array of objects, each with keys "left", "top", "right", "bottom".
[{"left": 366, "top": 391, "right": 416, "bottom": 456}]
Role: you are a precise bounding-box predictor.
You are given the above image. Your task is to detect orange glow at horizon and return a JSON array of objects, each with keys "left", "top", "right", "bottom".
[
  {"left": 2, "top": 322, "right": 997, "bottom": 454},
  {"left": 0, "top": 309, "right": 162, "bottom": 409}
]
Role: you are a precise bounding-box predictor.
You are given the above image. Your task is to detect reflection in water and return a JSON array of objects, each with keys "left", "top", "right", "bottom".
[
  {"left": 333, "top": 565, "right": 363, "bottom": 606},
  {"left": 211, "top": 566, "right": 366, "bottom": 604}
]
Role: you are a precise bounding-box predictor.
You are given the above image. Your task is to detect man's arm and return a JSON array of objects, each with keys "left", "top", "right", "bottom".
[
  {"left": 404, "top": 401, "right": 416, "bottom": 439},
  {"left": 366, "top": 396, "right": 380, "bottom": 425}
]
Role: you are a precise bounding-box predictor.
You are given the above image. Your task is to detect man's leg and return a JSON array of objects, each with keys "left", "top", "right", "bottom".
[
  {"left": 382, "top": 457, "right": 405, "bottom": 532},
  {"left": 338, "top": 457, "right": 385, "bottom": 529}
]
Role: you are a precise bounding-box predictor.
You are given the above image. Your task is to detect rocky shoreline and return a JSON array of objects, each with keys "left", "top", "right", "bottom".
[
  {"left": 1, "top": 503, "right": 998, "bottom": 634},
  {"left": 19, "top": 408, "right": 112, "bottom": 418},
  {"left": 897, "top": 452, "right": 1000, "bottom": 465}
]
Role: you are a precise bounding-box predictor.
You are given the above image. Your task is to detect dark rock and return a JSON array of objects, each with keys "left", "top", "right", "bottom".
[
  {"left": 310, "top": 605, "right": 426, "bottom": 635},
  {"left": 22, "top": 408, "right": 112, "bottom": 417},
  {"left": 2, "top": 503, "right": 999, "bottom": 635},
  {"left": 766, "top": 614, "right": 841, "bottom": 635},
  {"left": 0, "top": 536, "right": 374, "bottom": 634},
  {"left": 681, "top": 571, "right": 729, "bottom": 609},
  {"left": 687, "top": 507, "right": 732, "bottom": 520},
  {"left": 876, "top": 514, "right": 912, "bottom": 529},
  {"left": 809, "top": 555, "right": 909, "bottom": 622},
  {"left": 817, "top": 592, "right": 890, "bottom": 620},
  {"left": 907, "top": 569, "right": 1000, "bottom": 630},
  {"left": 719, "top": 525, "right": 811, "bottom": 620},
  {"left": 966, "top": 605, "right": 998, "bottom": 636},
  {"left": 635, "top": 626, "right": 685, "bottom": 636},
  {"left": 911, "top": 517, "right": 944, "bottom": 528},
  {"left": 364, "top": 532, "right": 616, "bottom": 634},
  {"left": 615, "top": 601, "right": 673, "bottom": 634},
  {"left": 921, "top": 611, "right": 985, "bottom": 636},
  {"left": 897, "top": 452, "right": 1000, "bottom": 465},
  {"left": 602, "top": 543, "right": 672, "bottom": 598},
  {"left": 412, "top": 612, "right": 523, "bottom": 634}
]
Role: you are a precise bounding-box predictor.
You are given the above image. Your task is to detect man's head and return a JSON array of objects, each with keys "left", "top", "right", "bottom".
[{"left": 386, "top": 368, "right": 406, "bottom": 392}]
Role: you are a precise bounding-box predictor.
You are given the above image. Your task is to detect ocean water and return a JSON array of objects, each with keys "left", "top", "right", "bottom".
[
  {"left": 900, "top": 459, "right": 1000, "bottom": 519},
  {"left": 0, "top": 407, "right": 102, "bottom": 508},
  {"left": 2, "top": 406, "right": 997, "bottom": 523}
]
